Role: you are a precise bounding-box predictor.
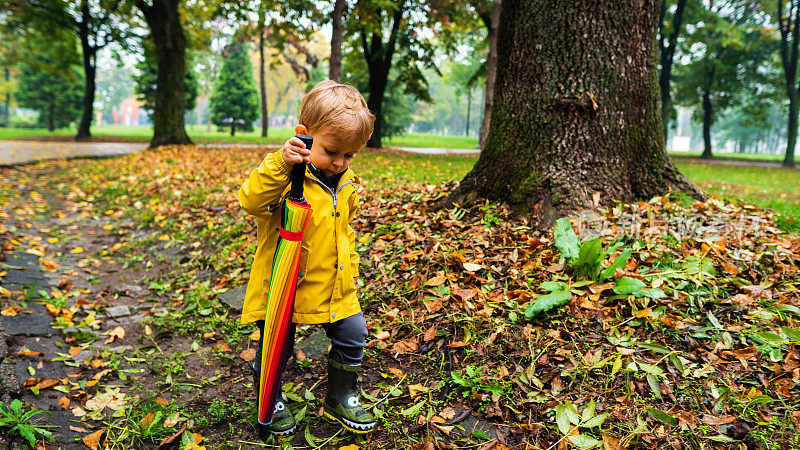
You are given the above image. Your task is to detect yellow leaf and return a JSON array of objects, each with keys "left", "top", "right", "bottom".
[
  {"left": 339, "top": 445, "right": 360, "bottom": 450},
  {"left": 71, "top": 247, "right": 84, "bottom": 254},
  {"left": 1, "top": 305, "right": 19, "bottom": 316},
  {"left": 48, "top": 237, "right": 59, "bottom": 243},
  {"left": 159, "top": 234, "right": 170, "bottom": 241},
  {"left": 103, "top": 326, "right": 125, "bottom": 344},
  {"left": 102, "top": 224, "right": 114, "bottom": 231},
  {"left": 82, "top": 428, "right": 106, "bottom": 450}
]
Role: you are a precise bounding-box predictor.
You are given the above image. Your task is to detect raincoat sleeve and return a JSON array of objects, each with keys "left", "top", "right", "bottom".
[
  {"left": 238, "top": 151, "right": 291, "bottom": 219},
  {"left": 347, "top": 193, "right": 360, "bottom": 277}
]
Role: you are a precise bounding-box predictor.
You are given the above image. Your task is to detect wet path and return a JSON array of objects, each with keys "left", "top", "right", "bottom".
[{"left": 0, "top": 141, "right": 146, "bottom": 166}]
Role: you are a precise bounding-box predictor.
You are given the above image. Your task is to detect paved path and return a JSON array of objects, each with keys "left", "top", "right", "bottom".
[{"left": 0, "top": 140, "right": 146, "bottom": 166}]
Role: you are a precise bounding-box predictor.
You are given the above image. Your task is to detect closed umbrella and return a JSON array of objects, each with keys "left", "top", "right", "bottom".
[{"left": 257, "top": 134, "right": 313, "bottom": 426}]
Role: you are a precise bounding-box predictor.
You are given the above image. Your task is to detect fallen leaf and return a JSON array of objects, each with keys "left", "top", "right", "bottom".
[
  {"left": 58, "top": 396, "right": 70, "bottom": 408},
  {"left": 68, "top": 346, "right": 82, "bottom": 356},
  {"left": 423, "top": 326, "right": 436, "bottom": 342},
  {"left": 240, "top": 348, "right": 256, "bottom": 362},
  {"left": 158, "top": 423, "right": 186, "bottom": 448},
  {"left": 82, "top": 428, "right": 105, "bottom": 450},
  {"left": 392, "top": 339, "right": 418, "bottom": 354},
  {"left": 103, "top": 326, "right": 125, "bottom": 344},
  {"left": 408, "top": 383, "right": 430, "bottom": 399},
  {"left": 462, "top": 262, "right": 483, "bottom": 272},
  {"left": 164, "top": 412, "right": 180, "bottom": 428}
]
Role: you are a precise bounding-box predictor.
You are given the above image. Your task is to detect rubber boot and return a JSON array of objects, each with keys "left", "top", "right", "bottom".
[
  {"left": 250, "top": 362, "right": 296, "bottom": 438},
  {"left": 323, "top": 359, "right": 376, "bottom": 433}
]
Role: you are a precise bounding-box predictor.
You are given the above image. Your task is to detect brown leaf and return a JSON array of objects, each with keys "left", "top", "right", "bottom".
[
  {"left": 82, "top": 428, "right": 106, "bottom": 450},
  {"left": 158, "top": 423, "right": 186, "bottom": 448},
  {"left": 602, "top": 433, "right": 624, "bottom": 450},
  {"left": 423, "top": 299, "right": 443, "bottom": 313},
  {"left": 700, "top": 414, "right": 737, "bottom": 425},
  {"left": 448, "top": 341, "right": 470, "bottom": 348},
  {"left": 58, "top": 396, "right": 70, "bottom": 408},
  {"left": 68, "top": 346, "right": 82, "bottom": 356},
  {"left": 392, "top": 339, "right": 418, "bottom": 354},
  {"left": 239, "top": 348, "right": 256, "bottom": 362},
  {"left": 156, "top": 397, "right": 169, "bottom": 407},
  {"left": 423, "top": 326, "right": 437, "bottom": 342}
]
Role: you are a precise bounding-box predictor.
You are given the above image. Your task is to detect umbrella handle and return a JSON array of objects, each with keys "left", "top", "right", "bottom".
[{"left": 290, "top": 134, "right": 313, "bottom": 201}]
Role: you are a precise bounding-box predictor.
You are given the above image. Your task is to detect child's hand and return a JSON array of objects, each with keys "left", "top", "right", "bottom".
[{"left": 281, "top": 137, "right": 311, "bottom": 166}]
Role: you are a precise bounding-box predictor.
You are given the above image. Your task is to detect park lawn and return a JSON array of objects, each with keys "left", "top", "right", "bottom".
[
  {"left": 1, "top": 145, "right": 799, "bottom": 448},
  {"left": 353, "top": 152, "right": 800, "bottom": 232},
  {"left": 0, "top": 124, "right": 480, "bottom": 149},
  {"left": 674, "top": 160, "right": 800, "bottom": 232}
]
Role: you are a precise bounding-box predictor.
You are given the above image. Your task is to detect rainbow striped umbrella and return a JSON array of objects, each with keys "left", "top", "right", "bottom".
[{"left": 257, "top": 136, "right": 313, "bottom": 426}]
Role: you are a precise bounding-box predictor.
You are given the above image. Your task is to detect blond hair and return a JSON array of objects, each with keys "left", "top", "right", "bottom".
[{"left": 299, "top": 80, "right": 375, "bottom": 148}]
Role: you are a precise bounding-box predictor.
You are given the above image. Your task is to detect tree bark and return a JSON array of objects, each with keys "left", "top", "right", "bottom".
[
  {"left": 466, "top": 90, "right": 471, "bottom": 136},
  {"left": 329, "top": 0, "right": 346, "bottom": 82},
  {"left": 701, "top": 88, "right": 713, "bottom": 159},
  {"left": 365, "top": 54, "right": 389, "bottom": 148},
  {"left": 47, "top": 103, "right": 55, "bottom": 131},
  {"left": 443, "top": 0, "right": 701, "bottom": 229},
  {"left": 2, "top": 68, "right": 9, "bottom": 128},
  {"left": 658, "top": 0, "right": 687, "bottom": 146},
  {"left": 258, "top": 16, "right": 268, "bottom": 138},
  {"left": 478, "top": 0, "right": 501, "bottom": 149},
  {"left": 76, "top": 4, "right": 95, "bottom": 140},
  {"left": 362, "top": 1, "right": 405, "bottom": 148},
  {"left": 787, "top": 92, "right": 798, "bottom": 167},
  {"left": 137, "top": 0, "right": 192, "bottom": 148}
]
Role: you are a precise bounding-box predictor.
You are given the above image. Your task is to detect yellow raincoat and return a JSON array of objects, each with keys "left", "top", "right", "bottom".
[{"left": 238, "top": 150, "right": 361, "bottom": 325}]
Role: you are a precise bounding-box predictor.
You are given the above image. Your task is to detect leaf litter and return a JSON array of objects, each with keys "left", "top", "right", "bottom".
[{"left": 0, "top": 146, "right": 798, "bottom": 448}]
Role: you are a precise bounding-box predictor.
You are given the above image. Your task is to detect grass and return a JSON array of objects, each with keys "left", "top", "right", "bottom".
[
  {"left": 674, "top": 160, "right": 800, "bottom": 231},
  {"left": 0, "top": 124, "right": 480, "bottom": 149},
  {"left": 351, "top": 153, "right": 800, "bottom": 232}
]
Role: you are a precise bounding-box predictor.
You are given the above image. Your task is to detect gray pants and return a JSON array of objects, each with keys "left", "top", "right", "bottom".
[{"left": 254, "top": 312, "right": 368, "bottom": 373}]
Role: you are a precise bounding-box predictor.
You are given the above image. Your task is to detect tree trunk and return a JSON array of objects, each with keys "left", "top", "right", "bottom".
[
  {"left": 76, "top": 5, "right": 95, "bottom": 140},
  {"left": 329, "top": 0, "right": 346, "bottom": 82},
  {"left": 47, "top": 103, "right": 55, "bottom": 131},
  {"left": 443, "top": 0, "right": 701, "bottom": 228},
  {"left": 137, "top": 0, "right": 192, "bottom": 148},
  {"left": 2, "top": 68, "right": 9, "bottom": 128},
  {"left": 786, "top": 92, "right": 798, "bottom": 167},
  {"left": 658, "top": 0, "right": 687, "bottom": 146},
  {"left": 362, "top": 2, "right": 405, "bottom": 149},
  {"left": 478, "top": 0, "right": 501, "bottom": 149},
  {"left": 365, "top": 58, "right": 389, "bottom": 148},
  {"left": 466, "top": 90, "right": 471, "bottom": 136},
  {"left": 701, "top": 88, "right": 713, "bottom": 159},
  {"left": 231, "top": 122, "right": 236, "bottom": 136},
  {"left": 259, "top": 18, "right": 268, "bottom": 138}
]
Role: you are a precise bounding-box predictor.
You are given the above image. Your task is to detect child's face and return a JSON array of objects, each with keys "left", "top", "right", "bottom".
[{"left": 309, "top": 127, "right": 362, "bottom": 177}]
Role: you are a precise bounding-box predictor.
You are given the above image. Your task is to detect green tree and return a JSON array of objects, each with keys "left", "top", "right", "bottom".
[
  {"left": 209, "top": 40, "right": 259, "bottom": 135},
  {"left": 14, "top": 33, "right": 83, "bottom": 131},
  {"left": 658, "top": 0, "right": 690, "bottom": 144},
  {"left": 133, "top": 39, "right": 198, "bottom": 113},
  {"left": 0, "top": 0, "right": 131, "bottom": 139},
  {"left": 348, "top": 0, "right": 452, "bottom": 148},
  {"left": 341, "top": 45, "right": 414, "bottom": 139},
  {"left": 766, "top": 0, "right": 800, "bottom": 167},
  {"left": 674, "top": 2, "right": 774, "bottom": 158},
  {"left": 443, "top": 0, "right": 700, "bottom": 228}
]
